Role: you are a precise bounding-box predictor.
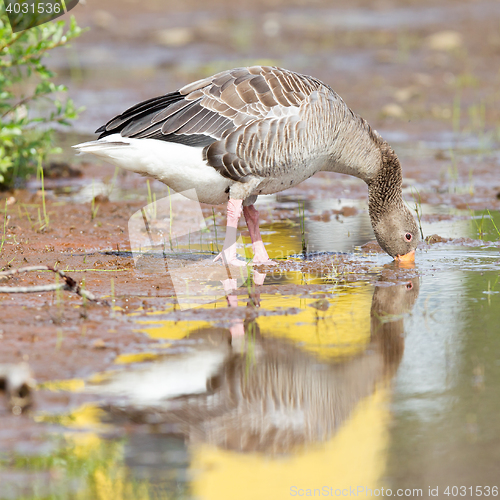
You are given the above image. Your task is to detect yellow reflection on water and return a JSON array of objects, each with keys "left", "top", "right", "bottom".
[
  {"left": 133, "top": 278, "right": 373, "bottom": 360},
  {"left": 65, "top": 431, "right": 152, "bottom": 500},
  {"left": 248, "top": 221, "right": 304, "bottom": 260},
  {"left": 135, "top": 318, "right": 219, "bottom": 339},
  {"left": 114, "top": 352, "right": 166, "bottom": 364},
  {"left": 34, "top": 402, "right": 154, "bottom": 500},
  {"left": 190, "top": 385, "right": 390, "bottom": 500},
  {"left": 35, "top": 402, "right": 106, "bottom": 430},
  {"left": 256, "top": 284, "right": 373, "bottom": 360},
  {"left": 27, "top": 272, "right": 416, "bottom": 500},
  {"left": 39, "top": 378, "right": 85, "bottom": 392}
]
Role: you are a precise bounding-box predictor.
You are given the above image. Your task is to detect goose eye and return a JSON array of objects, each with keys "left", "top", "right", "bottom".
[
  {"left": 406, "top": 282, "right": 413, "bottom": 290},
  {"left": 405, "top": 232, "right": 413, "bottom": 242}
]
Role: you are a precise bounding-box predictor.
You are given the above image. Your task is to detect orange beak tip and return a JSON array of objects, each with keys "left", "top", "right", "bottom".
[{"left": 394, "top": 250, "right": 416, "bottom": 265}]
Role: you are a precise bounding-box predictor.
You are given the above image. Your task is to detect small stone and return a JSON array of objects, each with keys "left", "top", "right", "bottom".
[
  {"left": 92, "top": 339, "right": 106, "bottom": 349},
  {"left": 394, "top": 87, "right": 419, "bottom": 103},
  {"left": 381, "top": 103, "right": 405, "bottom": 119},
  {"left": 426, "top": 31, "right": 463, "bottom": 51},
  {"left": 263, "top": 14, "right": 281, "bottom": 37},
  {"left": 415, "top": 73, "right": 433, "bottom": 87},
  {"left": 434, "top": 150, "right": 448, "bottom": 161},
  {"left": 153, "top": 28, "right": 193, "bottom": 47},
  {"left": 425, "top": 234, "right": 450, "bottom": 244},
  {"left": 376, "top": 50, "right": 393, "bottom": 64},
  {"left": 361, "top": 240, "right": 384, "bottom": 253}
]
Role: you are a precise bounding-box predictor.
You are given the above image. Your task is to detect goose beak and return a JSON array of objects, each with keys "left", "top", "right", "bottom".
[{"left": 394, "top": 250, "right": 415, "bottom": 264}]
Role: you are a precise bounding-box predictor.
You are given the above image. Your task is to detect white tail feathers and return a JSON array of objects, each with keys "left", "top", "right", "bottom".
[{"left": 72, "top": 134, "right": 132, "bottom": 154}]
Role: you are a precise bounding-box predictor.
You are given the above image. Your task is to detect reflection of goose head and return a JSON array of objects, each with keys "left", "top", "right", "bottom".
[{"left": 371, "top": 277, "right": 420, "bottom": 376}]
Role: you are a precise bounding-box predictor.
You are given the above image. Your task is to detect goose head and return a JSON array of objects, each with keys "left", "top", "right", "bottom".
[
  {"left": 368, "top": 145, "right": 420, "bottom": 262},
  {"left": 371, "top": 204, "right": 420, "bottom": 262}
]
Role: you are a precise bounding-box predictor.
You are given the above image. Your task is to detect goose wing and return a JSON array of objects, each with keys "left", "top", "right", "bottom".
[{"left": 96, "top": 66, "right": 330, "bottom": 180}]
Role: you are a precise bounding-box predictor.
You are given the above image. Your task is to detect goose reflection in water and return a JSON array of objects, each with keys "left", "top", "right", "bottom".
[{"left": 98, "top": 273, "right": 419, "bottom": 455}]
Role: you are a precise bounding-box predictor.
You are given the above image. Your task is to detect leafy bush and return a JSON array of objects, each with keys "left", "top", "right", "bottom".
[{"left": 0, "top": 7, "right": 84, "bottom": 188}]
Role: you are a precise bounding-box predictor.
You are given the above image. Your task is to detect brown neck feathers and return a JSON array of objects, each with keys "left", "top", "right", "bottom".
[{"left": 368, "top": 144, "right": 404, "bottom": 225}]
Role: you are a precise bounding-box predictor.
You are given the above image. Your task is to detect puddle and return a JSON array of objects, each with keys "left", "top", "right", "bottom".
[
  {"left": 3, "top": 197, "right": 500, "bottom": 499},
  {"left": 0, "top": 167, "right": 500, "bottom": 499},
  {"left": 2, "top": 241, "right": 499, "bottom": 498},
  {"left": 2, "top": 0, "right": 500, "bottom": 497},
  {"left": 2, "top": 209, "right": 500, "bottom": 498}
]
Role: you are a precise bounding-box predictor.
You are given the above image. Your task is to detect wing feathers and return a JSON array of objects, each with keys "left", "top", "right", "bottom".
[
  {"left": 160, "top": 101, "right": 204, "bottom": 135},
  {"left": 220, "top": 84, "right": 247, "bottom": 110},
  {"left": 95, "top": 66, "right": 335, "bottom": 182},
  {"left": 151, "top": 99, "right": 191, "bottom": 124},
  {"left": 235, "top": 80, "right": 259, "bottom": 104},
  {"left": 248, "top": 75, "right": 269, "bottom": 94}
]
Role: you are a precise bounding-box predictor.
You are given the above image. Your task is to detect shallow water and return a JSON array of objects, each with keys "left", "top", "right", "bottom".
[{"left": 1, "top": 201, "right": 499, "bottom": 499}]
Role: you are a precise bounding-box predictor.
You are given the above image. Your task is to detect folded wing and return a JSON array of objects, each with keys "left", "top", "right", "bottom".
[{"left": 96, "top": 66, "right": 329, "bottom": 181}]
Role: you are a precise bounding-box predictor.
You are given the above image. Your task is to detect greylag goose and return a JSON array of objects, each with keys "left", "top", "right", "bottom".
[{"left": 74, "top": 66, "right": 419, "bottom": 265}]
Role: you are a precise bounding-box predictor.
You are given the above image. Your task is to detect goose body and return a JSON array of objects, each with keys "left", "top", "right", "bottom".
[
  {"left": 77, "top": 135, "right": 233, "bottom": 205},
  {"left": 74, "top": 66, "right": 419, "bottom": 264}
]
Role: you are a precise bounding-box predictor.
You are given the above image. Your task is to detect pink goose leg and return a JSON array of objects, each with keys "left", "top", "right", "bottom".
[
  {"left": 221, "top": 278, "right": 245, "bottom": 337},
  {"left": 213, "top": 198, "right": 247, "bottom": 267},
  {"left": 243, "top": 205, "right": 276, "bottom": 265}
]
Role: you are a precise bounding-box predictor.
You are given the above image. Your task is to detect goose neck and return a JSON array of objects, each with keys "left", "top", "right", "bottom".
[{"left": 367, "top": 146, "right": 404, "bottom": 225}]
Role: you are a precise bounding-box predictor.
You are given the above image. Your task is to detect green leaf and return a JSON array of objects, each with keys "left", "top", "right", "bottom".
[{"left": 0, "top": 7, "right": 84, "bottom": 188}]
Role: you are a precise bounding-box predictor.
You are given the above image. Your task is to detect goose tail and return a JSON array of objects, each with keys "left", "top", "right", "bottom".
[{"left": 72, "top": 134, "right": 131, "bottom": 154}]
